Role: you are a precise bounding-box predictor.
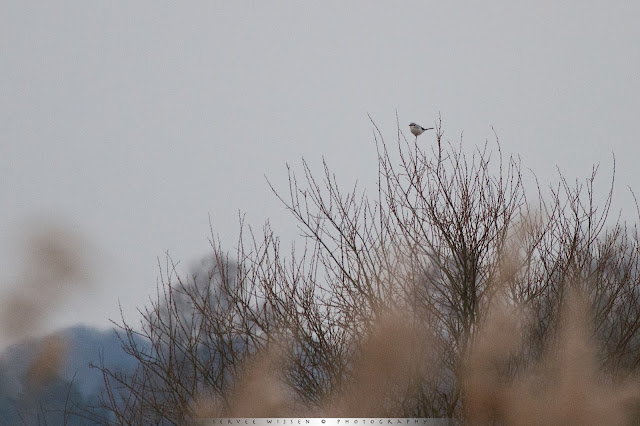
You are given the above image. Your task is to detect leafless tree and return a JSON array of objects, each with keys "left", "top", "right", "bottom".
[{"left": 93, "top": 116, "right": 640, "bottom": 424}]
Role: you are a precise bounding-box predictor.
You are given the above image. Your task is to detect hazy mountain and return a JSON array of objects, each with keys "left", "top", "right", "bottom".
[{"left": 0, "top": 325, "right": 147, "bottom": 424}]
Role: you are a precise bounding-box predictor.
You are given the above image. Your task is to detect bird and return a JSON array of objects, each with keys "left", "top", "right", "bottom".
[{"left": 409, "top": 122, "right": 433, "bottom": 137}]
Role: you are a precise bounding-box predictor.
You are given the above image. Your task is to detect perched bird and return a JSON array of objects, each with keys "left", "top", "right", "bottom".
[{"left": 409, "top": 122, "right": 433, "bottom": 137}]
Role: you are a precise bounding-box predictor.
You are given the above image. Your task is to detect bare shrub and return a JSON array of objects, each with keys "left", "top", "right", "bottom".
[{"left": 94, "top": 117, "right": 640, "bottom": 423}]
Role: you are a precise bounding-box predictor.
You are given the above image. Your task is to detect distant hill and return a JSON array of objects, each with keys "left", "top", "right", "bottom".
[{"left": 0, "top": 325, "right": 147, "bottom": 425}]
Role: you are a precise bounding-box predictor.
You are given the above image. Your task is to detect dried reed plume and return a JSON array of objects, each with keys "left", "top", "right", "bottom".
[
  {"left": 464, "top": 292, "right": 640, "bottom": 425},
  {"left": 1, "top": 222, "right": 92, "bottom": 392},
  {"left": 24, "top": 334, "right": 68, "bottom": 392}
]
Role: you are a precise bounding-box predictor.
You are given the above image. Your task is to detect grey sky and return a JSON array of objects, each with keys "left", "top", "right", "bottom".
[{"left": 1, "top": 2, "right": 639, "bottom": 338}]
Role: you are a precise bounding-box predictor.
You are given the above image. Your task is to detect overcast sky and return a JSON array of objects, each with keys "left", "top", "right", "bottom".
[{"left": 2, "top": 2, "right": 639, "bottom": 339}]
